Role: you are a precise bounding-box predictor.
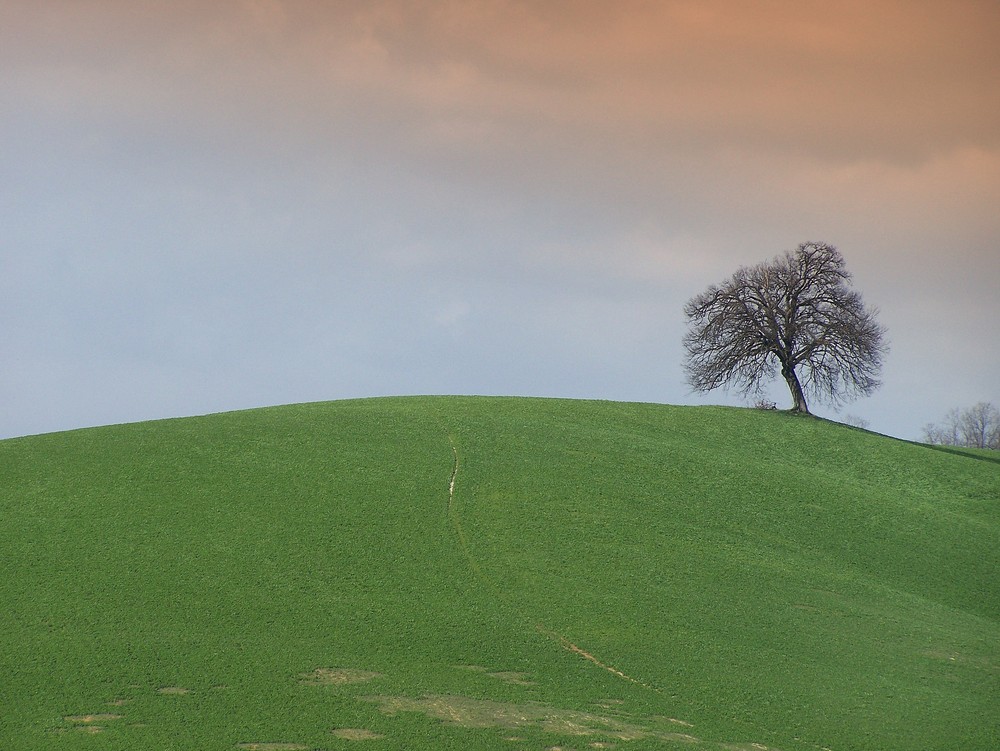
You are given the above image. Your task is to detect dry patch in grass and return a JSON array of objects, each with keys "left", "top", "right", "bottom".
[
  {"left": 489, "top": 671, "right": 535, "bottom": 685},
  {"left": 299, "top": 667, "right": 382, "bottom": 686},
  {"left": 59, "top": 713, "right": 124, "bottom": 734},
  {"left": 363, "top": 694, "right": 699, "bottom": 743},
  {"left": 64, "top": 713, "right": 124, "bottom": 724},
  {"left": 593, "top": 700, "right": 625, "bottom": 710},
  {"left": 457, "top": 664, "right": 536, "bottom": 685},
  {"left": 73, "top": 725, "right": 104, "bottom": 734},
  {"left": 236, "top": 744, "right": 310, "bottom": 750},
  {"left": 651, "top": 715, "right": 695, "bottom": 729},
  {"left": 157, "top": 686, "right": 191, "bottom": 695},
  {"left": 330, "top": 728, "right": 384, "bottom": 740}
]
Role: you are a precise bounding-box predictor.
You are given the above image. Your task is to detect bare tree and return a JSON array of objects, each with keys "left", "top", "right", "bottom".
[
  {"left": 683, "top": 242, "right": 888, "bottom": 414},
  {"left": 842, "top": 413, "right": 871, "bottom": 430},
  {"left": 922, "top": 408, "right": 962, "bottom": 446},
  {"left": 923, "top": 402, "right": 1000, "bottom": 449}
]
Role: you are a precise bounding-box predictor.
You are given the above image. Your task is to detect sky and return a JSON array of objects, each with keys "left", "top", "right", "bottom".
[{"left": 2, "top": 0, "right": 998, "bottom": 442}]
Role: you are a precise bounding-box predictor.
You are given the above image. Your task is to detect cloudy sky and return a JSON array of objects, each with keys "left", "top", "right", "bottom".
[{"left": 2, "top": 0, "right": 998, "bottom": 441}]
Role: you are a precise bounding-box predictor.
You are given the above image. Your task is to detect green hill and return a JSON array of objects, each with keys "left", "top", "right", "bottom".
[{"left": 2, "top": 396, "right": 997, "bottom": 751}]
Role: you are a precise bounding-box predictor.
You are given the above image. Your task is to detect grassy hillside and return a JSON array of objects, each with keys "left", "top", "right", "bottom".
[{"left": 1, "top": 396, "right": 997, "bottom": 751}]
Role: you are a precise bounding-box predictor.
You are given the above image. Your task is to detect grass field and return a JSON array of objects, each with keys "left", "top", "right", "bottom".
[{"left": 2, "top": 396, "right": 997, "bottom": 750}]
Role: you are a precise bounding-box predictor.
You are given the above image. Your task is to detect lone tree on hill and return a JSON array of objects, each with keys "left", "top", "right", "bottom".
[{"left": 683, "top": 242, "right": 887, "bottom": 414}]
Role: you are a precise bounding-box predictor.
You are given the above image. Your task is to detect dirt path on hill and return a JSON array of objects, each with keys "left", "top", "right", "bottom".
[{"left": 439, "top": 425, "right": 659, "bottom": 693}]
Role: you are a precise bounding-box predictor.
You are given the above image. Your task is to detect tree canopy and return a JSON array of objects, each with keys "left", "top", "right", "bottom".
[{"left": 683, "top": 242, "right": 887, "bottom": 414}]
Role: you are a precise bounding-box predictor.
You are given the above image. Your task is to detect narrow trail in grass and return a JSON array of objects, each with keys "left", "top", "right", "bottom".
[
  {"left": 442, "top": 429, "right": 492, "bottom": 589},
  {"left": 439, "top": 420, "right": 660, "bottom": 694}
]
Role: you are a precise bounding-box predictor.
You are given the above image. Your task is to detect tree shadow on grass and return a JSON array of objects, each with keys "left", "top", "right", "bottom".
[
  {"left": 807, "top": 412, "right": 1000, "bottom": 465},
  {"left": 917, "top": 443, "right": 1000, "bottom": 465}
]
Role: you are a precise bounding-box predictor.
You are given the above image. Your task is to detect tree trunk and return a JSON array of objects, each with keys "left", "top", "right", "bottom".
[{"left": 782, "top": 364, "right": 810, "bottom": 413}]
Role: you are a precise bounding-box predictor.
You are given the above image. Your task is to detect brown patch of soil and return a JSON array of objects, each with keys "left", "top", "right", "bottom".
[
  {"left": 59, "top": 714, "right": 122, "bottom": 735},
  {"left": 364, "top": 694, "right": 700, "bottom": 743},
  {"left": 330, "top": 728, "right": 385, "bottom": 740},
  {"left": 64, "top": 713, "right": 123, "bottom": 724},
  {"left": 299, "top": 667, "right": 382, "bottom": 686}
]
